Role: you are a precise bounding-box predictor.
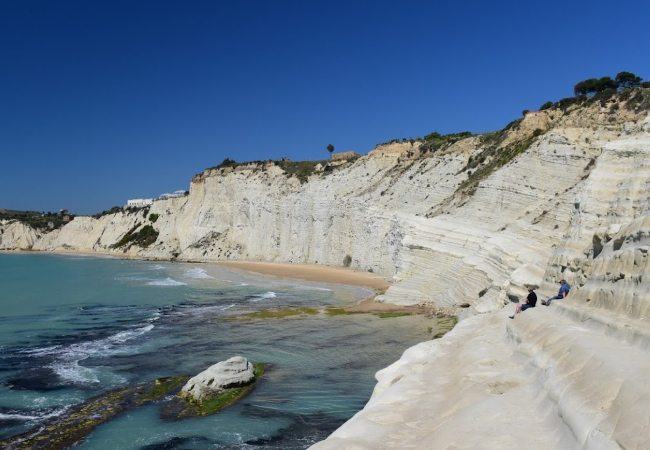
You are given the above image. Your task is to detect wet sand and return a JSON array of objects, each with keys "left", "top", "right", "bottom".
[
  {"left": 216, "top": 261, "right": 431, "bottom": 314},
  {"left": 216, "top": 261, "right": 390, "bottom": 289}
]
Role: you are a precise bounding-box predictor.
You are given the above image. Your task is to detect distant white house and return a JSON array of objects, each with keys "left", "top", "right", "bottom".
[{"left": 126, "top": 198, "right": 154, "bottom": 208}]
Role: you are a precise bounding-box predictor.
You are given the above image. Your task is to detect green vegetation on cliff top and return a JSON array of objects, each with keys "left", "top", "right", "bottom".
[{"left": 0, "top": 209, "right": 76, "bottom": 231}]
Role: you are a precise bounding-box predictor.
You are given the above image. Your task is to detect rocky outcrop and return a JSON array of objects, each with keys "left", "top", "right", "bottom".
[
  {"left": 0, "top": 220, "right": 41, "bottom": 250},
  {"left": 180, "top": 356, "right": 255, "bottom": 402}
]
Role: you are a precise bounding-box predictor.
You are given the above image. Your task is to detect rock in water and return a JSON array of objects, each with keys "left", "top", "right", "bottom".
[{"left": 180, "top": 356, "right": 255, "bottom": 402}]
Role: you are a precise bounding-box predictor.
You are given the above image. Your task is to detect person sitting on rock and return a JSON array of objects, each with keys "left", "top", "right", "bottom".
[
  {"left": 509, "top": 287, "right": 537, "bottom": 319},
  {"left": 541, "top": 279, "right": 570, "bottom": 305}
]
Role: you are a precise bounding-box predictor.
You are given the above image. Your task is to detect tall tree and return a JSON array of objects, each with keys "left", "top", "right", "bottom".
[
  {"left": 327, "top": 144, "right": 334, "bottom": 159},
  {"left": 596, "top": 76, "right": 619, "bottom": 92},
  {"left": 615, "top": 71, "right": 642, "bottom": 89},
  {"left": 574, "top": 78, "right": 599, "bottom": 96}
]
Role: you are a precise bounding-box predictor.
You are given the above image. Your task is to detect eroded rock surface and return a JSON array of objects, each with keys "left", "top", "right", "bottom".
[{"left": 180, "top": 356, "right": 255, "bottom": 402}]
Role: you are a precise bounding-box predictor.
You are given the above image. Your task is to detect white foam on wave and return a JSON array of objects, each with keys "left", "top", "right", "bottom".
[
  {"left": 146, "top": 277, "right": 187, "bottom": 286},
  {"left": 117, "top": 276, "right": 153, "bottom": 282},
  {"left": 24, "top": 324, "right": 154, "bottom": 384},
  {"left": 148, "top": 264, "right": 166, "bottom": 270},
  {"left": 0, "top": 412, "right": 41, "bottom": 421},
  {"left": 250, "top": 291, "right": 277, "bottom": 301},
  {"left": 0, "top": 405, "right": 70, "bottom": 423},
  {"left": 212, "top": 278, "right": 234, "bottom": 283},
  {"left": 294, "top": 285, "right": 332, "bottom": 292},
  {"left": 183, "top": 268, "right": 214, "bottom": 279}
]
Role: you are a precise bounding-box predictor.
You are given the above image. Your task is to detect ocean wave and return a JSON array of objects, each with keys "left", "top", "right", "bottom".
[
  {"left": 117, "top": 276, "right": 153, "bottom": 282},
  {"left": 23, "top": 324, "right": 154, "bottom": 384},
  {"left": 146, "top": 278, "right": 187, "bottom": 286},
  {"left": 249, "top": 291, "right": 277, "bottom": 301},
  {"left": 0, "top": 407, "right": 67, "bottom": 422},
  {"left": 183, "top": 268, "right": 214, "bottom": 279},
  {"left": 0, "top": 412, "right": 42, "bottom": 421},
  {"left": 147, "top": 264, "right": 166, "bottom": 270}
]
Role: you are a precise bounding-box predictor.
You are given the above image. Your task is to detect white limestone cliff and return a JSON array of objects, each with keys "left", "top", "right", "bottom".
[
  {"left": 3, "top": 90, "right": 650, "bottom": 448},
  {"left": 0, "top": 220, "right": 41, "bottom": 250}
]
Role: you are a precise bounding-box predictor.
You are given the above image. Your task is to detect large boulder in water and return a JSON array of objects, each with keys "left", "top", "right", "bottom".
[{"left": 180, "top": 356, "right": 255, "bottom": 402}]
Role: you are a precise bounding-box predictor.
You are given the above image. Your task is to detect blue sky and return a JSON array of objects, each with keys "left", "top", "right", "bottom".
[{"left": 1, "top": 0, "right": 648, "bottom": 215}]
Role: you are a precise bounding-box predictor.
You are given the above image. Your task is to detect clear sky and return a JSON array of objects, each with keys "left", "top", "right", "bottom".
[{"left": 1, "top": 0, "right": 648, "bottom": 215}]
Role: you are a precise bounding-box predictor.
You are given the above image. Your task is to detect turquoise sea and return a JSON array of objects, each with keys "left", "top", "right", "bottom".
[{"left": 0, "top": 254, "right": 437, "bottom": 449}]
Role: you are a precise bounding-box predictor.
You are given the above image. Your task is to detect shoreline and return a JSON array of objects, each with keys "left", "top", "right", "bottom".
[
  {"left": 215, "top": 261, "right": 436, "bottom": 314},
  {"left": 214, "top": 261, "right": 391, "bottom": 290},
  {"left": 3, "top": 250, "right": 433, "bottom": 314}
]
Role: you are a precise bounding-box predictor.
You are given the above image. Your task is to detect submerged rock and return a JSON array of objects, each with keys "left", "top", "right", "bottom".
[
  {"left": 180, "top": 356, "right": 255, "bottom": 402},
  {"left": 0, "top": 376, "right": 188, "bottom": 450}
]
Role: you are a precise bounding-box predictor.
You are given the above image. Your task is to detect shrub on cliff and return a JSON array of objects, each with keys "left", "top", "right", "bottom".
[
  {"left": 343, "top": 254, "right": 352, "bottom": 267},
  {"left": 539, "top": 101, "right": 554, "bottom": 111},
  {"left": 590, "top": 88, "right": 617, "bottom": 106},
  {"left": 420, "top": 131, "right": 473, "bottom": 154},
  {"left": 277, "top": 159, "right": 328, "bottom": 183},
  {"left": 111, "top": 223, "right": 159, "bottom": 249},
  {"left": 92, "top": 206, "right": 123, "bottom": 219}
]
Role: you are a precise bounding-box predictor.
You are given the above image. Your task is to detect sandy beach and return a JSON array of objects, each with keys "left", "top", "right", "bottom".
[
  {"left": 216, "top": 261, "right": 390, "bottom": 289},
  {"left": 216, "top": 261, "right": 433, "bottom": 314}
]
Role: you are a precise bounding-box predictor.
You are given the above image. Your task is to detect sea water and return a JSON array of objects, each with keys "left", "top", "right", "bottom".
[{"left": 0, "top": 254, "right": 438, "bottom": 449}]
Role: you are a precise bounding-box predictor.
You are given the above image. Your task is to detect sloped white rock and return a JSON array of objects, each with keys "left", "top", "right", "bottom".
[
  {"left": 0, "top": 220, "right": 41, "bottom": 250},
  {"left": 180, "top": 356, "right": 255, "bottom": 402}
]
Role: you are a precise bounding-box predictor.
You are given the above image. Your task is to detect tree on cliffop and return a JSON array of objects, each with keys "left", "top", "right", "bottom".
[
  {"left": 327, "top": 144, "right": 334, "bottom": 159},
  {"left": 615, "top": 72, "right": 643, "bottom": 89}
]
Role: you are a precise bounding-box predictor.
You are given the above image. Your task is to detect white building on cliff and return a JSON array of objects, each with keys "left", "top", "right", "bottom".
[{"left": 126, "top": 198, "right": 154, "bottom": 208}]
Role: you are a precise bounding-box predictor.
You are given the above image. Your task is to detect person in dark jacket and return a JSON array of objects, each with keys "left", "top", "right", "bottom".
[{"left": 509, "top": 287, "right": 537, "bottom": 319}]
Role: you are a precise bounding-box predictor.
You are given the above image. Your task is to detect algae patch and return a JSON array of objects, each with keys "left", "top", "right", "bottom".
[
  {"left": 233, "top": 308, "right": 319, "bottom": 320},
  {"left": 161, "top": 363, "right": 266, "bottom": 420},
  {"left": 193, "top": 363, "right": 265, "bottom": 415},
  {"left": 0, "top": 376, "right": 189, "bottom": 450}
]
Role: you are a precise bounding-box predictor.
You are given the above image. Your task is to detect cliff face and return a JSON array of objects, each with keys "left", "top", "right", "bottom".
[
  {"left": 3, "top": 97, "right": 650, "bottom": 318},
  {"left": 310, "top": 109, "right": 650, "bottom": 448},
  {"left": 0, "top": 220, "right": 41, "bottom": 250},
  {"left": 3, "top": 92, "right": 650, "bottom": 448}
]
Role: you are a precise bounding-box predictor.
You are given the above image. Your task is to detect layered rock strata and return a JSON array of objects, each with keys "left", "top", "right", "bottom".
[{"left": 3, "top": 92, "right": 650, "bottom": 448}]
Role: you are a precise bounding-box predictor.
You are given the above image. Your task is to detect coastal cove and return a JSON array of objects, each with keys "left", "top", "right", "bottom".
[
  {"left": 2, "top": 92, "right": 650, "bottom": 448},
  {"left": 0, "top": 253, "right": 450, "bottom": 450}
]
